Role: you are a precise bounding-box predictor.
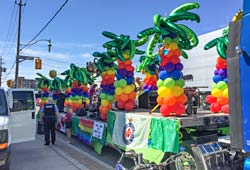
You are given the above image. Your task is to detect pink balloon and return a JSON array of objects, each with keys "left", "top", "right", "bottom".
[{"left": 221, "top": 104, "right": 229, "bottom": 114}]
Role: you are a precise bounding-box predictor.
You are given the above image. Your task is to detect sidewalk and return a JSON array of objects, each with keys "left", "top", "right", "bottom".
[{"left": 10, "top": 134, "right": 113, "bottom": 170}]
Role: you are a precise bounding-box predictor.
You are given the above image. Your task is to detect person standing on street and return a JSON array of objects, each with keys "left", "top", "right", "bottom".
[
  {"left": 63, "top": 106, "right": 73, "bottom": 144},
  {"left": 40, "top": 97, "right": 60, "bottom": 145}
]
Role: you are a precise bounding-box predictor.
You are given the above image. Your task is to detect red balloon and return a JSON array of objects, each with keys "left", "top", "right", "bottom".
[
  {"left": 210, "top": 102, "right": 221, "bottom": 113},
  {"left": 221, "top": 104, "right": 229, "bottom": 114},
  {"left": 124, "top": 100, "right": 134, "bottom": 111},
  {"left": 175, "top": 103, "right": 185, "bottom": 116},
  {"left": 160, "top": 104, "right": 171, "bottom": 117},
  {"left": 117, "top": 101, "right": 125, "bottom": 109},
  {"left": 100, "top": 113, "right": 107, "bottom": 120},
  {"left": 206, "top": 95, "right": 217, "bottom": 104}
]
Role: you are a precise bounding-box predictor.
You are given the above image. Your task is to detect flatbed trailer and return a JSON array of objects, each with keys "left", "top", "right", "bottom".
[{"left": 119, "top": 109, "right": 229, "bottom": 128}]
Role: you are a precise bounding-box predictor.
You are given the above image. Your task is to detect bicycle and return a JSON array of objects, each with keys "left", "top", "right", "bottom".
[{"left": 115, "top": 150, "right": 197, "bottom": 170}]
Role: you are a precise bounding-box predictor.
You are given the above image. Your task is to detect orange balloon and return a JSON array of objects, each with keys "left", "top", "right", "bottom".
[
  {"left": 173, "top": 49, "right": 181, "bottom": 56},
  {"left": 176, "top": 94, "right": 187, "bottom": 104},
  {"left": 115, "top": 94, "right": 120, "bottom": 100},
  {"left": 163, "top": 96, "right": 176, "bottom": 106},
  {"left": 217, "top": 97, "right": 228, "bottom": 105},
  {"left": 157, "top": 96, "right": 164, "bottom": 105},
  {"left": 120, "top": 93, "right": 129, "bottom": 102},
  {"left": 101, "top": 106, "right": 109, "bottom": 115},
  {"left": 107, "top": 103, "right": 112, "bottom": 110},
  {"left": 128, "top": 92, "right": 136, "bottom": 100}
]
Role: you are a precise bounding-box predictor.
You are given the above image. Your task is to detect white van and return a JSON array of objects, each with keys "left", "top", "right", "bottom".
[{"left": 0, "top": 88, "right": 36, "bottom": 170}]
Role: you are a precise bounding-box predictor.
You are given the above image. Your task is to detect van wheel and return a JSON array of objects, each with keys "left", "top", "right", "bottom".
[{"left": 3, "top": 159, "right": 10, "bottom": 170}]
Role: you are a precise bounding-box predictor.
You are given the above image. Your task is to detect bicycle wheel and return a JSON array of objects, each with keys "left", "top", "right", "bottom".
[{"left": 175, "top": 152, "right": 197, "bottom": 170}]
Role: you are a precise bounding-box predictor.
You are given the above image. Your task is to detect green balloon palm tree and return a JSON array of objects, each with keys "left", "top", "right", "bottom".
[
  {"left": 138, "top": 2, "right": 200, "bottom": 116},
  {"left": 36, "top": 73, "right": 51, "bottom": 108},
  {"left": 49, "top": 71, "right": 68, "bottom": 102},
  {"left": 93, "top": 50, "right": 117, "bottom": 120},
  {"left": 61, "top": 64, "right": 94, "bottom": 112},
  {"left": 204, "top": 28, "right": 229, "bottom": 113},
  {"left": 102, "top": 32, "right": 147, "bottom": 111}
]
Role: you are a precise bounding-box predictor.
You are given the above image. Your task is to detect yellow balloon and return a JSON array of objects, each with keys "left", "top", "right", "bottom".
[
  {"left": 223, "top": 88, "right": 228, "bottom": 97},
  {"left": 171, "top": 86, "right": 184, "bottom": 97},
  {"left": 101, "top": 100, "right": 109, "bottom": 107},
  {"left": 212, "top": 88, "right": 223, "bottom": 98},
  {"left": 158, "top": 86, "right": 171, "bottom": 97},
  {"left": 124, "top": 86, "right": 132, "bottom": 94},
  {"left": 130, "top": 84, "right": 135, "bottom": 91},
  {"left": 115, "top": 87, "right": 123, "bottom": 95},
  {"left": 107, "top": 70, "right": 115, "bottom": 75},
  {"left": 168, "top": 43, "right": 178, "bottom": 50}
]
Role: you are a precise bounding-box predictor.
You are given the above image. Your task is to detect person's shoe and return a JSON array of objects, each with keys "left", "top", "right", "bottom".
[
  {"left": 44, "top": 143, "right": 49, "bottom": 146},
  {"left": 51, "top": 141, "right": 55, "bottom": 145}
]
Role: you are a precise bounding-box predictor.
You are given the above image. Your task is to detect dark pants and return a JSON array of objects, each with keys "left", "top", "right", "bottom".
[{"left": 44, "top": 118, "right": 56, "bottom": 144}]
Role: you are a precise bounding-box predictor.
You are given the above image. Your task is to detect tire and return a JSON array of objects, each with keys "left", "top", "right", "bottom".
[
  {"left": 3, "top": 159, "right": 10, "bottom": 170},
  {"left": 175, "top": 152, "right": 197, "bottom": 170}
]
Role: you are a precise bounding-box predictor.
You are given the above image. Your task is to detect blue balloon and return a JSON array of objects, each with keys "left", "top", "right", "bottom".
[
  {"left": 213, "top": 75, "right": 224, "bottom": 83},
  {"left": 116, "top": 74, "right": 122, "bottom": 80},
  {"left": 126, "top": 77, "right": 134, "bottom": 85},
  {"left": 171, "top": 70, "right": 182, "bottom": 80},
  {"left": 223, "top": 78, "right": 228, "bottom": 83},
  {"left": 159, "top": 70, "right": 169, "bottom": 80},
  {"left": 108, "top": 89, "right": 115, "bottom": 95}
]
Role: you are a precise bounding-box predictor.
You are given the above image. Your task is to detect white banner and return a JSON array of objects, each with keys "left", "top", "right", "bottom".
[{"left": 92, "top": 121, "right": 105, "bottom": 139}]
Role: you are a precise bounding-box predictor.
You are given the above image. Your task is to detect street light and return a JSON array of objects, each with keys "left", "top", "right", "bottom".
[{"left": 15, "top": 39, "right": 52, "bottom": 88}]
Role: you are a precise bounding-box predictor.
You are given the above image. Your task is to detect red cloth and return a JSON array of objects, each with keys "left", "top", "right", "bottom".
[{"left": 89, "top": 87, "right": 95, "bottom": 97}]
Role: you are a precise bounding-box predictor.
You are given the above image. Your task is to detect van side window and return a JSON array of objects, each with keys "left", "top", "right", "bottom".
[
  {"left": 0, "top": 90, "right": 8, "bottom": 115},
  {"left": 11, "top": 91, "right": 35, "bottom": 112}
]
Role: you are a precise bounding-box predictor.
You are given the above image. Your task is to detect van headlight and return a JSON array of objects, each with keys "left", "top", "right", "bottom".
[{"left": 0, "top": 130, "right": 8, "bottom": 150}]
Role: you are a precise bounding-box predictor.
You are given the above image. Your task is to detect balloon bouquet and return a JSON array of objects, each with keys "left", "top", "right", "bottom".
[
  {"left": 137, "top": 55, "right": 159, "bottom": 92},
  {"left": 62, "top": 64, "right": 93, "bottom": 113},
  {"left": 137, "top": 2, "right": 200, "bottom": 116},
  {"left": 93, "top": 51, "right": 117, "bottom": 120},
  {"left": 102, "top": 31, "right": 148, "bottom": 111},
  {"left": 36, "top": 73, "right": 51, "bottom": 108},
  {"left": 204, "top": 29, "right": 230, "bottom": 113}
]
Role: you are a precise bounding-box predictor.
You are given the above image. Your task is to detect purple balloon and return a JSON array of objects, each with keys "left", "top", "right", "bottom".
[
  {"left": 119, "top": 69, "right": 127, "bottom": 77},
  {"left": 214, "top": 70, "right": 219, "bottom": 75},
  {"left": 126, "top": 71, "right": 133, "bottom": 77},
  {"left": 159, "top": 66, "right": 165, "bottom": 71},
  {"left": 218, "top": 68, "right": 227, "bottom": 77},
  {"left": 175, "top": 63, "right": 183, "bottom": 71},
  {"left": 165, "top": 62, "right": 175, "bottom": 72}
]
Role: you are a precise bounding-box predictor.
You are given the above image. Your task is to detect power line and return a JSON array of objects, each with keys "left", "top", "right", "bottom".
[
  {"left": 20, "top": 0, "right": 69, "bottom": 52},
  {"left": 0, "top": 2, "right": 18, "bottom": 57}
]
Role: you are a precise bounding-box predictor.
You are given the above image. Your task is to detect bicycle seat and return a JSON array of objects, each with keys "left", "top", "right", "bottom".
[{"left": 124, "top": 150, "right": 137, "bottom": 157}]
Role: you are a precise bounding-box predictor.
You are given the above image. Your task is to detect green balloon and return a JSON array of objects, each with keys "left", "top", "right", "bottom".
[
  {"left": 157, "top": 79, "right": 164, "bottom": 87},
  {"left": 100, "top": 93, "right": 107, "bottom": 100},
  {"left": 107, "top": 95, "right": 114, "bottom": 102},
  {"left": 114, "top": 81, "right": 119, "bottom": 88},
  {"left": 163, "top": 78, "right": 175, "bottom": 88},
  {"left": 119, "top": 79, "right": 127, "bottom": 87},
  {"left": 217, "top": 81, "right": 227, "bottom": 90},
  {"left": 175, "top": 79, "right": 185, "bottom": 87},
  {"left": 211, "top": 82, "right": 217, "bottom": 89}
]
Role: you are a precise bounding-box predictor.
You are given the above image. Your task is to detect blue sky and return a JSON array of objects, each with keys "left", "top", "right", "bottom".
[{"left": 0, "top": 0, "right": 243, "bottom": 85}]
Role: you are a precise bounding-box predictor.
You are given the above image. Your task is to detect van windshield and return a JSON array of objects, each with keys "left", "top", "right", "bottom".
[{"left": 0, "top": 90, "right": 8, "bottom": 116}]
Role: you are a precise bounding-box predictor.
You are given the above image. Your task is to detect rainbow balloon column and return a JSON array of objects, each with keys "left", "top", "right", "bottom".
[
  {"left": 157, "top": 40, "right": 186, "bottom": 116},
  {"left": 138, "top": 56, "right": 159, "bottom": 92},
  {"left": 137, "top": 2, "right": 200, "bottom": 116},
  {"left": 62, "top": 64, "right": 94, "bottom": 113},
  {"left": 64, "top": 87, "right": 71, "bottom": 107},
  {"left": 93, "top": 51, "right": 116, "bottom": 120},
  {"left": 114, "top": 60, "right": 136, "bottom": 111},
  {"left": 70, "top": 81, "right": 84, "bottom": 113},
  {"left": 205, "top": 28, "right": 229, "bottom": 113},
  {"left": 36, "top": 73, "right": 51, "bottom": 108},
  {"left": 102, "top": 31, "right": 148, "bottom": 111}
]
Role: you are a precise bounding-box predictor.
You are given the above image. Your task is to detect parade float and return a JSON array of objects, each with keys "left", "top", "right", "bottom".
[{"left": 34, "top": 3, "right": 250, "bottom": 170}]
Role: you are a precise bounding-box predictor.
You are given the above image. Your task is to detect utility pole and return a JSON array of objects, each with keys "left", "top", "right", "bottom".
[
  {"left": 0, "top": 56, "right": 3, "bottom": 86},
  {"left": 14, "top": 0, "right": 25, "bottom": 88}
]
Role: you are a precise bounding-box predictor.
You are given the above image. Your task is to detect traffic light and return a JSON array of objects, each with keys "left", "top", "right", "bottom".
[
  {"left": 35, "top": 58, "right": 42, "bottom": 69},
  {"left": 7, "top": 80, "right": 14, "bottom": 88}
]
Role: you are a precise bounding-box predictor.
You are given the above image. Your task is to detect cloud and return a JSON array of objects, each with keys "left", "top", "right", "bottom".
[
  {"left": 21, "top": 49, "right": 72, "bottom": 60},
  {"left": 81, "top": 52, "right": 92, "bottom": 59}
]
